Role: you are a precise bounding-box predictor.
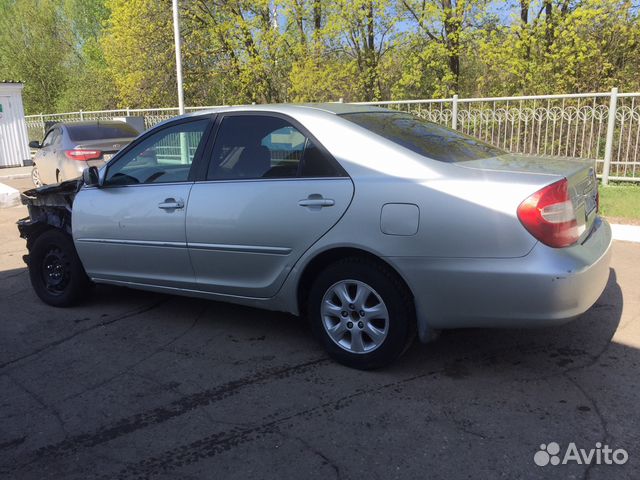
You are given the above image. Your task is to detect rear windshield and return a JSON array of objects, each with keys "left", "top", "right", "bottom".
[
  {"left": 341, "top": 112, "right": 505, "bottom": 162},
  {"left": 67, "top": 123, "right": 139, "bottom": 141}
]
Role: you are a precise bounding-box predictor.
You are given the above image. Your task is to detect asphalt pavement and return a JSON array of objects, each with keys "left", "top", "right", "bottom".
[{"left": 1, "top": 176, "right": 638, "bottom": 479}]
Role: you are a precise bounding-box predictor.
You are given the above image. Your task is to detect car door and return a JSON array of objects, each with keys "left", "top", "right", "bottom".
[
  {"left": 186, "top": 113, "right": 354, "bottom": 298},
  {"left": 72, "top": 117, "right": 213, "bottom": 289}
]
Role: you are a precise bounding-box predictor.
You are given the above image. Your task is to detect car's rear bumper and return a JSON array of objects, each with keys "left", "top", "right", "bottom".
[
  {"left": 63, "top": 158, "right": 109, "bottom": 181},
  {"left": 388, "top": 217, "right": 612, "bottom": 339}
]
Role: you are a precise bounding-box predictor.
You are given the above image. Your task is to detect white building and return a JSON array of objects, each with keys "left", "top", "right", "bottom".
[{"left": 0, "top": 82, "right": 30, "bottom": 168}]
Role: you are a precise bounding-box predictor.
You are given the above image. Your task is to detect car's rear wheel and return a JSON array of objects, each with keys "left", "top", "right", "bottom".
[
  {"left": 31, "top": 165, "right": 43, "bottom": 187},
  {"left": 309, "top": 258, "right": 414, "bottom": 369},
  {"left": 28, "top": 229, "right": 90, "bottom": 307}
]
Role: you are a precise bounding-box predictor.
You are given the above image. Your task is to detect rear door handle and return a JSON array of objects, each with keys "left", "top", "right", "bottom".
[
  {"left": 158, "top": 198, "right": 185, "bottom": 210},
  {"left": 298, "top": 195, "right": 335, "bottom": 209}
]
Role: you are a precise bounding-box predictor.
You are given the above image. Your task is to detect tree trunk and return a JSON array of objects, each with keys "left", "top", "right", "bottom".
[{"left": 442, "top": 0, "right": 460, "bottom": 93}]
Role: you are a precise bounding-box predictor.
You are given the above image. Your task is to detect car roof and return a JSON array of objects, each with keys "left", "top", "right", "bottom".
[
  {"left": 182, "top": 102, "right": 392, "bottom": 119},
  {"left": 50, "top": 120, "right": 137, "bottom": 130}
]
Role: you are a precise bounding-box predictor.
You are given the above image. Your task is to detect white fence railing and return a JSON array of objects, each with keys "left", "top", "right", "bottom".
[{"left": 25, "top": 89, "right": 640, "bottom": 184}]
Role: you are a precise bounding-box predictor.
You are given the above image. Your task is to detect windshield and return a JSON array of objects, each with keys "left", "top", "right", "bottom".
[
  {"left": 341, "top": 111, "right": 505, "bottom": 162},
  {"left": 68, "top": 123, "right": 139, "bottom": 141}
]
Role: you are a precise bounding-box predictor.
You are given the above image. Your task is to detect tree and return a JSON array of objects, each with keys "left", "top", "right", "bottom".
[
  {"left": 286, "top": 0, "right": 398, "bottom": 102},
  {"left": 4, "top": 0, "right": 640, "bottom": 113},
  {"left": 182, "top": 0, "right": 291, "bottom": 104},
  {"left": 475, "top": 0, "right": 640, "bottom": 95},
  {"left": 57, "top": 0, "right": 117, "bottom": 111},
  {"left": 0, "top": 0, "right": 73, "bottom": 113},
  {"left": 398, "top": 0, "right": 487, "bottom": 96},
  {"left": 102, "top": 0, "right": 177, "bottom": 108}
]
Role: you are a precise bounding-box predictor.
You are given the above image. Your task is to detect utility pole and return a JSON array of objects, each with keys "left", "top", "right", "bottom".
[{"left": 172, "top": 0, "right": 185, "bottom": 115}]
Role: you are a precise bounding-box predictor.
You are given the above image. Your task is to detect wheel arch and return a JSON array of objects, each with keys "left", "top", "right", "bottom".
[{"left": 296, "top": 246, "right": 416, "bottom": 319}]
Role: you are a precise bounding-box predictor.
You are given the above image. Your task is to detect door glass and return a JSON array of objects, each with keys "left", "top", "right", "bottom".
[
  {"left": 53, "top": 129, "right": 63, "bottom": 145},
  {"left": 105, "top": 119, "right": 209, "bottom": 185},
  {"left": 41, "top": 130, "right": 56, "bottom": 147},
  {"left": 207, "top": 115, "right": 341, "bottom": 180}
]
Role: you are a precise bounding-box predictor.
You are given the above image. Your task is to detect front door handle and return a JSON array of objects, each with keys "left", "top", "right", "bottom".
[
  {"left": 298, "top": 194, "right": 335, "bottom": 209},
  {"left": 158, "top": 198, "right": 185, "bottom": 210}
]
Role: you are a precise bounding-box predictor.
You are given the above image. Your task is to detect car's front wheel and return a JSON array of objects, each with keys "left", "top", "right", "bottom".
[
  {"left": 28, "top": 229, "right": 90, "bottom": 307},
  {"left": 308, "top": 258, "right": 414, "bottom": 369}
]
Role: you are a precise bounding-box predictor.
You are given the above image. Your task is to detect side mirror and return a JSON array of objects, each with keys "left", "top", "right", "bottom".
[
  {"left": 29, "top": 140, "right": 41, "bottom": 149},
  {"left": 82, "top": 166, "right": 100, "bottom": 187}
]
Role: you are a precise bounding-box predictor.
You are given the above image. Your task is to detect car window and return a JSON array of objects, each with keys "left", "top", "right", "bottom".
[
  {"left": 341, "top": 112, "right": 505, "bottom": 163},
  {"left": 104, "top": 119, "right": 209, "bottom": 186},
  {"left": 53, "top": 129, "right": 63, "bottom": 145},
  {"left": 68, "top": 123, "right": 140, "bottom": 141},
  {"left": 42, "top": 128, "right": 62, "bottom": 147},
  {"left": 41, "top": 129, "right": 57, "bottom": 147},
  {"left": 207, "top": 115, "right": 341, "bottom": 180}
]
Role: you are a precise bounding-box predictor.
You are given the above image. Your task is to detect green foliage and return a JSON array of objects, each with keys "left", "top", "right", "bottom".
[
  {"left": 101, "top": 0, "right": 176, "bottom": 108},
  {"left": 1, "top": 0, "right": 639, "bottom": 113},
  {"left": 599, "top": 184, "right": 640, "bottom": 221},
  {"left": 0, "top": 0, "right": 73, "bottom": 113}
]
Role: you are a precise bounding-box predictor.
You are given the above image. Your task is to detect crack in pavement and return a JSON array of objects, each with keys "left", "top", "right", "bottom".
[
  {"left": 0, "top": 299, "right": 168, "bottom": 371},
  {"left": 6, "top": 339, "right": 617, "bottom": 478},
  {"left": 8, "top": 357, "right": 329, "bottom": 470},
  {"left": 565, "top": 374, "right": 611, "bottom": 480},
  {"left": 61, "top": 304, "right": 209, "bottom": 402},
  {"left": 278, "top": 431, "right": 342, "bottom": 480},
  {"left": 98, "top": 340, "right": 608, "bottom": 478},
  {"left": 0, "top": 436, "right": 26, "bottom": 451},
  {"left": 101, "top": 369, "right": 439, "bottom": 480},
  {"left": 6, "top": 374, "right": 69, "bottom": 438}
]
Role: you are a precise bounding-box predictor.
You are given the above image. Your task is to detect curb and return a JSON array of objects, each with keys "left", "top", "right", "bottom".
[
  {"left": 611, "top": 224, "right": 640, "bottom": 244},
  {"left": 0, "top": 182, "right": 20, "bottom": 208},
  {"left": 0, "top": 174, "right": 30, "bottom": 180}
]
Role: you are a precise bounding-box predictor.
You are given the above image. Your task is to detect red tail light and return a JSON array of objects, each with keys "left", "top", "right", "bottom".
[
  {"left": 64, "top": 149, "right": 102, "bottom": 161},
  {"left": 517, "top": 178, "right": 578, "bottom": 248}
]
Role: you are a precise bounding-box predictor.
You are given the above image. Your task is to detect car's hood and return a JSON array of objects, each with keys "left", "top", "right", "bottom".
[{"left": 455, "top": 154, "right": 595, "bottom": 178}]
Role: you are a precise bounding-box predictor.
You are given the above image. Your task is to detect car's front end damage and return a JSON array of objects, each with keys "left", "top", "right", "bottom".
[{"left": 16, "top": 180, "right": 82, "bottom": 258}]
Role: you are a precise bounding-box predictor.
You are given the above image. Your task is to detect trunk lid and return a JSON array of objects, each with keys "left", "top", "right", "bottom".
[
  {"left": 72, "top": 136, "right": 134, "bottom": 154},
  {"left": 458, "top": 154, "right": 599, "bottom": 243}
]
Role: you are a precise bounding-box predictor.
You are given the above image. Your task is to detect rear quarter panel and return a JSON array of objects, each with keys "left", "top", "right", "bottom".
[{"left": 287, "top": 110, "right": 556, "bottom": 259}]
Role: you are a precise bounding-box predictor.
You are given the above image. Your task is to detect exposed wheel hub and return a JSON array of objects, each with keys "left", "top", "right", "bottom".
[{"left": 42, "top": 247, "right": 70, "bottom": 295}]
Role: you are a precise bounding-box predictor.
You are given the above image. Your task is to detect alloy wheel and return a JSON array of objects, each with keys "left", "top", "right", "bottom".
[
  {"left": 31, "top": 166, "right": 42, "bottom": 187},
  {"left": 320, "top": 279, "right": 389, "bottom": 354}
]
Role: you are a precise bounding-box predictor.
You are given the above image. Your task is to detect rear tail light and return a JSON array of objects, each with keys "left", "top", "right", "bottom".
[
  {"left": 517, "top": 178, "right": 579, "bottom": 248},
  {"left": 64, "top": 149, "right": 102, "bottom": 161}
]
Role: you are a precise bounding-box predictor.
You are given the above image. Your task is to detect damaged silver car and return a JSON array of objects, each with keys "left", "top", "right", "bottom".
[{"left": 18, "top": 104, "right": 612, "bottom": 369}]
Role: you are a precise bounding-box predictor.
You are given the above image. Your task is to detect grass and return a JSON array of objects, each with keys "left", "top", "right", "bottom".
[{"left": 599, "top": 183, "right": 640, "bottom": 224}]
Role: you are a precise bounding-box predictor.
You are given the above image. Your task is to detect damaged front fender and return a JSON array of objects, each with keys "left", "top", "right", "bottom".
[{"left": 17, "top": 180, "right": 83, "bottom": 254}]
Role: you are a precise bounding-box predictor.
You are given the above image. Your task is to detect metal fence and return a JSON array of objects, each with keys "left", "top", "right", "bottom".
[
  {"left": 25, "top": 106, "right": 218, "bottom": 140},
  {"left": 358, "top": 89, "right": 640, "bottom": 184},
  {"left": 25, "top": 89, "right": 640, "bottom": 184}
]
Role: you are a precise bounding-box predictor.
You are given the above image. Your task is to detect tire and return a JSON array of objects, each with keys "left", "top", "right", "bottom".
[
  {"left": 28, "top": 229, "right": 90, "bottom": 307},
  {"left": 308, "top": 257, "right": 415, "bottom": 369},
  {"left": 31, "top": 165, "right": 43, "bottom": 187}
]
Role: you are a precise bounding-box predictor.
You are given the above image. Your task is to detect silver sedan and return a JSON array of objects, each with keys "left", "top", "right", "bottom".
[
  {"left": 29, "top": 121, "right": 139, "bottom": 186},
  {"left": 18, "top": 103, "right": 612, "bottom": 369}
]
